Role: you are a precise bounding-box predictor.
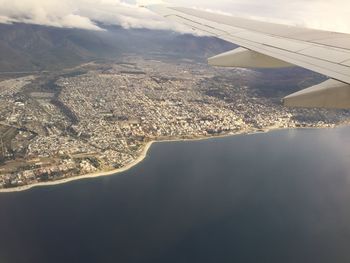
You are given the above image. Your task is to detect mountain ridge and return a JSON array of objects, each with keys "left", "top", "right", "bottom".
[{"left": 0, "top": 23, "right": 235, "bottom": 72}]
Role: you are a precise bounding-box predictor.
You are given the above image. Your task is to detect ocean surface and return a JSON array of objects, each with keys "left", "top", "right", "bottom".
[{"left": 1, "top": 127, "right": 350, "bottom": 263}]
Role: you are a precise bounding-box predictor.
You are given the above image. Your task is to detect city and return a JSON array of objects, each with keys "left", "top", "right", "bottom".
[{"left": 0, "top": 57, "right": 348, "bottom": 190}]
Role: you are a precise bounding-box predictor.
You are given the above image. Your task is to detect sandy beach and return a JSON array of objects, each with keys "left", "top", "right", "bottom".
[{"left": 0, "top": 139, "right": 155, "bottom": 193}]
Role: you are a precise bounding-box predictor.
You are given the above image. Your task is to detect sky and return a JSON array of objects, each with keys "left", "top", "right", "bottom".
[{"left": 0, "top": 0, "right": 349, "bottom": 34}]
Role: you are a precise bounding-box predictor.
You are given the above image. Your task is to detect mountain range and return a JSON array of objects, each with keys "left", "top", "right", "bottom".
[{"left": 0, "top": 23, "right": 235, "bottom": 72}]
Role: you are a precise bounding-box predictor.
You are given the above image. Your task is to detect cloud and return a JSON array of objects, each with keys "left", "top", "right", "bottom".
[
  {"left": 78, "top": 0, "right": 190, "bottom": 32},
  {"left": 0, "top": 15, "right": 13, "bottom": 24},
  {"left": 0, "top": 0, "right": 349, "bottom": 34},
  {"left": 0, "top": 0, "right": 177, "bottom": 31},
  {"left": 0, "top": 0, "right": 101, "bottom": 30}
]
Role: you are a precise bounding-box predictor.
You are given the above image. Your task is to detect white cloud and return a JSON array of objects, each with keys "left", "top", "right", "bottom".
[
  {"left": 0, "top": 0, "right": 102, "bottom": 30},
  {"left": 78, "top": 0, "right": 190, "bottom": 32},
  {"left": 0, "top": 15, "right": 13, "bottom": 24},
  {"left": 0, "top": 0, "right": 349, "bottom": 34},
  {"left": 0, "top": 0, "right": 173, "bottom": 30}
]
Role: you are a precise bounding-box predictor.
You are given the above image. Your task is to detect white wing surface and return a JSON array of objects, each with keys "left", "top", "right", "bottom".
[{"left": 148, "top": 5, "right": 350, "bottom": 109}]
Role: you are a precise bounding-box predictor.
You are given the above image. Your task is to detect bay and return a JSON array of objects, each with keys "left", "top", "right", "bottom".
[{"left": 1, "top": 127, "right": 350, "bottom": 263}]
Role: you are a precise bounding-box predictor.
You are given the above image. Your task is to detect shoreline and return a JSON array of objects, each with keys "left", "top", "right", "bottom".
[
  {"left": 0, "top": 139, "right": 155, "bottom": 193},
  {"left": 0, "top": 125, "right": 346, "bottom": 193}
]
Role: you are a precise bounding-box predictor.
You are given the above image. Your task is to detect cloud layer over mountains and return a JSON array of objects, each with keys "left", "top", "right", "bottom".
[
  {"left": 0, "top": 0, "right": 349, "bottom": 33},
  {"left": 0, "top": 0, "right": 174, "bottom": 31}
]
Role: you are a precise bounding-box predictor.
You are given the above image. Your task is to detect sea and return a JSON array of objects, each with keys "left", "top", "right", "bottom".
[{"left": 0, "top": 126, "right": 350, "bottom": 263}]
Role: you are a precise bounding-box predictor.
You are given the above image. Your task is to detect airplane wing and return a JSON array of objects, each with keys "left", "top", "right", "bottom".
[{"left": 148, "top": 5, "right": 350, "bottom": 109}]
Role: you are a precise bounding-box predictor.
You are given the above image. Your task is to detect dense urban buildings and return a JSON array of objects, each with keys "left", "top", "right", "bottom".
[{"left": 0, "top": 58, "right": 348, "bottom": 189}]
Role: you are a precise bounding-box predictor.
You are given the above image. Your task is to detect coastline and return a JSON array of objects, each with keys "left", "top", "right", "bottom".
[
  {"left": 0, "top": 139, "right": 155, "bottom": 193},
  {"left": 0, "top": 125, "right": 345, "bottom": 193}
]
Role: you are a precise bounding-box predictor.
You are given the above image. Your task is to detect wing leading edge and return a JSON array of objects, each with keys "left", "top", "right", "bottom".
[{"left": 148, "top": 5, "right": 350, "bottom": 109}]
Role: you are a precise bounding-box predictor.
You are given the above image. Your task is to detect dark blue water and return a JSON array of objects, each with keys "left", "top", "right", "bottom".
[{"left": 1, "top": 127, "right": 350, "bottom": 263}]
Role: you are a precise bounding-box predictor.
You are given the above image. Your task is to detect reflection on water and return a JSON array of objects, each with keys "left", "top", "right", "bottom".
[{"left": 0, "top": 127, "right": 350, "bottom": 263}]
